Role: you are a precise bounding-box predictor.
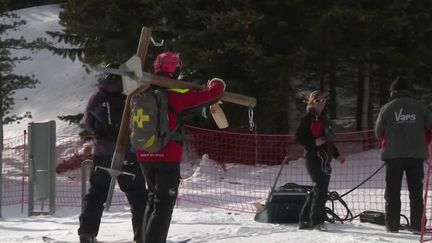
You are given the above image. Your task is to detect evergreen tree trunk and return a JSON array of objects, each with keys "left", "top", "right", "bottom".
[
  {"left": 356, "top": 67, "right": 364, "bottom": 130},
  {"left": 361, "top": 56, "right": 371, "bottom": 130},
  {"left": 319, "top": 73, "right": 325, "bottom": 91},
  {"left": 0, "top": 81, "right": 3, "bottom": 218},
  {"left": 328, "top": 61, "right": 337, "bottom": 119},
  {"left": 0, "top": 114, "right": 2, "bottom": 218},
  {"left": 379, "top": 77, "right": 388, "bottom": 107},
  {"left": 287, "top": 88, "right": 297, "bottom": 133},
  {"left": 367, "top": 93, "right": 374, "bottom": 129}
]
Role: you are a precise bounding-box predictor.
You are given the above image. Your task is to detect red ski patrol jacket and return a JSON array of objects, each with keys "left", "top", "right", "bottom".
[{"left": 136, "top": 79, "right": 225, "bottom": 163}]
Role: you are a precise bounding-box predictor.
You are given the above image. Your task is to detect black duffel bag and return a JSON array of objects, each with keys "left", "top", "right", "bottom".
[{"left": 254, "top": 183, "right": 311, "bottom": 224}]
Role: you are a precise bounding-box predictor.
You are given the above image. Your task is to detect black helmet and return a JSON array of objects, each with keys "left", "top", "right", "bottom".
[
  {"left": 389, "top": 76, "right": 411, "bottom": 93},
  {"left": 98, "top": 63, "right": 123, "bottom": 93},
  {"left": 103, "top": 63, "right": 122, "bottom": 81}
]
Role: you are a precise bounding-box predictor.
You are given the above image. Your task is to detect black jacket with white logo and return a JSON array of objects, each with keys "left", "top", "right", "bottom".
[
  {"left": 81, "top": 79, "right": 126, "bottom": 157},
  {"left": 375, "top": 90, "right": 432, "bottom": 160}
]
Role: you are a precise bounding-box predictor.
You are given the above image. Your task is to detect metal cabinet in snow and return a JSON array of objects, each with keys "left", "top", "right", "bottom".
[{"left": 28, "top": 121, "right": 56, "bottom": 216}]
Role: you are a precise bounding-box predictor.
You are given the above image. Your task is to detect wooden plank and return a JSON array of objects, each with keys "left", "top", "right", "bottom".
[
  {"left": 147, "top": 74, "right": 257, "bottom": 107},
  {"left": 115, "top": 27, "right": 152, "bottom": 153},
  {"left": 136, "top": 27, "right": 152, "bottom": 69},
  {"left": 104, "top": 27, "right": 152, "bottom": 211}
]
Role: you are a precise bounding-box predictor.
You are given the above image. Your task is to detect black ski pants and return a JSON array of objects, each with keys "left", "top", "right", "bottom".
[
  {"left": 384, "top": 158, "right": 424, "bottom": 231},
  {"left": 139, "top": 162, "right": 180, "bottom": 243},
  {"left": 78, "top": 155, "right": 147, "bottom": 242},
  {"left": 299, "top": 152, "right": 331, "bottom": 226}
]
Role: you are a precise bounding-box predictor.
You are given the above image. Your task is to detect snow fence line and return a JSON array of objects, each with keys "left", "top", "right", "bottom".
[{"left": 1, "top": 126, "right": 428, "bottom": 219}]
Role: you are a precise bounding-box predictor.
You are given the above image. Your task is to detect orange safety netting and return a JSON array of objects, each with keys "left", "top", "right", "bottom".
[{"left": 1, "top": 125, "right": 421, "bottom": 222}]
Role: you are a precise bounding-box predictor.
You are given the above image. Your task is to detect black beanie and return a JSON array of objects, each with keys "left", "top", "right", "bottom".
[{"left": 389, "top": 77, "right": 410, "bottom": 92}]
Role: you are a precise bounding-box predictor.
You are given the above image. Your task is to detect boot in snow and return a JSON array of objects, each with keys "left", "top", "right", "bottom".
[
  {"left": 79, "top": 235, "right": 96, "bottom": 243},
  {"left": 315, "top": 223, "right": 328, "bottom": 231}
]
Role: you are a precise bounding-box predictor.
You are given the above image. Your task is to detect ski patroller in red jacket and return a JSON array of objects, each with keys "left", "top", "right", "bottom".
[{"left": 136, "top": 79, "right": 225, "bottom": 163}]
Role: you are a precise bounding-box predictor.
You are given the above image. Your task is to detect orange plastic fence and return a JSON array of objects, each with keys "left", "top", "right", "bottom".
[{"left": 1, "top": 126, "right": 421, "bottom": 222}]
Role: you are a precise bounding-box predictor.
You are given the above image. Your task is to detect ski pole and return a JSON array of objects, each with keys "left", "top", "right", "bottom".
[{"left": 266, "top": 155, "right": 289, "bottom": 203}]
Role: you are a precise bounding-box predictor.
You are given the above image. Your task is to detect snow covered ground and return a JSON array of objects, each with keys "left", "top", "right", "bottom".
[
  {"left": 0, "top": 4, "right": 422, "bottom": 243},
  {"left": 0, "top": 202, "right": 421, "bottom": 243}
]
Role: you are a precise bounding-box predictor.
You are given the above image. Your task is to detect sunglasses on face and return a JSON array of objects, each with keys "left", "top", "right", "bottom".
[{"left": 313, "top": 99, "right": 326, "bottom": 103}]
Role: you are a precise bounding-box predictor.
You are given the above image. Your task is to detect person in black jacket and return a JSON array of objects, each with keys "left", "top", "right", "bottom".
[
  {"left": 78, "top": 70, "right": 148, "bottom": 243},
  {"left": 375, "top": 77, "right": 432, "bottom": 233},
  {"left": 295, "top": 90, "right": 345, "bottom": 231}
]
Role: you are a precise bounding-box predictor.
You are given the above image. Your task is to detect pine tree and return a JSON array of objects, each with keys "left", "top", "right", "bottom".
[
  {"left": 51, "top": 0, "right": 432, "bottom": 133},
  {"left": 0, "top": 0, "right": 49, "bottom": 217},
  {"left": 0, "top": 3, "right": 47, "bottom": 124},
  {"left": 47, "top": 0, "right": 164, "bottom": 67},
  {"left": 300, "top": 0, "right": 432, "bottom": 130},
  {"left": 159, "top": 0, "right": 315, "bottom": 133}
]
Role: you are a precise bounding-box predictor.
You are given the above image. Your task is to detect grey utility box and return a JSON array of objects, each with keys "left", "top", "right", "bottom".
[{"left": 28, "top": 121, "right": 56, "bottom": 216}]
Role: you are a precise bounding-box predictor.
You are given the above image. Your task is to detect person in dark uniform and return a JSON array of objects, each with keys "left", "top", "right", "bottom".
[
  {"left": 78, "top": 69, "right": 148, "bottom": 243},
  {"left": 375, "top": 77, "right": 432, "bottom": 233},
  {"left": 295, "top": 90, "right": 345, "bottom": 231}
]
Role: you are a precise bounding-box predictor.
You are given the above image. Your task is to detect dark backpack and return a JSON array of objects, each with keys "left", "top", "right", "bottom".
[{"left": 130, "top": 88, "right": 182, "bottom": 152}]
